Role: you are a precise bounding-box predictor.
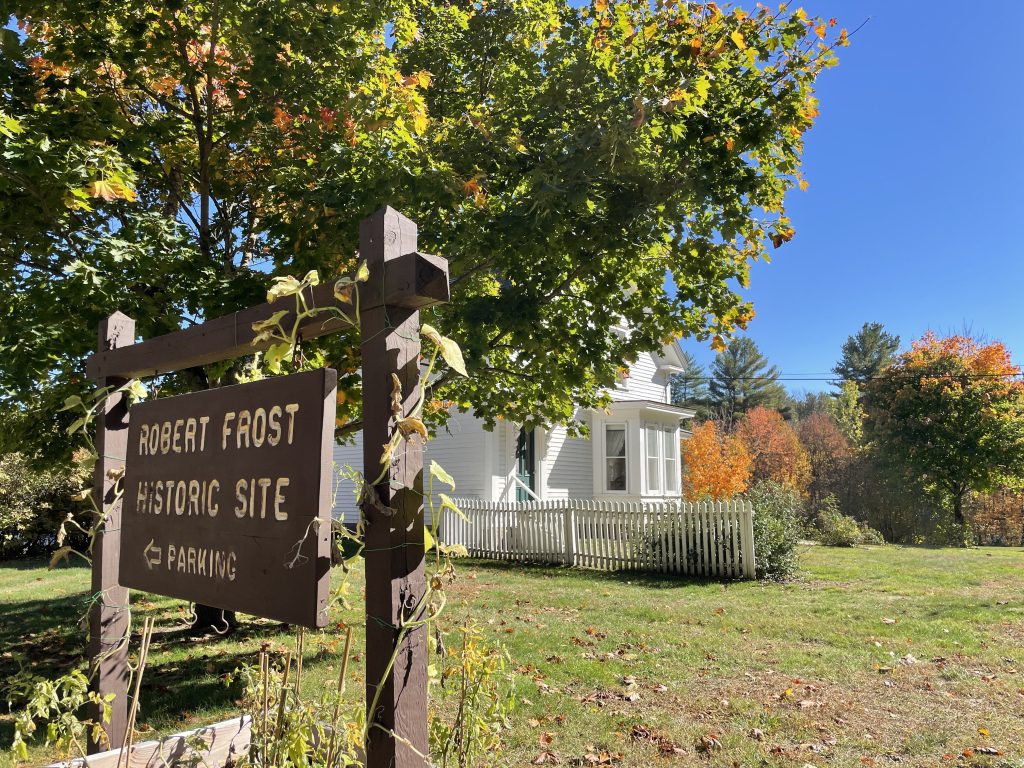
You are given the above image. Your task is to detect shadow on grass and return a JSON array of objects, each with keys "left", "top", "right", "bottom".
[{"left": 461, "top": 557, "right": 742, "bottom": 589}]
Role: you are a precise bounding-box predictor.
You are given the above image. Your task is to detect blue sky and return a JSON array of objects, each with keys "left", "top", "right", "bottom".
[{"left": 679, "top": 0, "right": 1024, "bottom": 393}]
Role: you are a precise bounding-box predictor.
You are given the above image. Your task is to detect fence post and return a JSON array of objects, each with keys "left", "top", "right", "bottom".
[
  {"left": 360, "top": 207, "right": 434, "bottom": 768},
  {"left": 741, "top": 501, "right": 757, "bottom": 579},
  {"left": 563, "top": 501, "right": 576, "bottom": 566},
  {"left": 88, "top": 312, "right": 134, "bottom": 753}
]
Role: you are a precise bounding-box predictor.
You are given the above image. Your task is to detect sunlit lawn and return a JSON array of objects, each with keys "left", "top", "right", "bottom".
[{"left": 2, "top": 545, "right": 1023, "bottom": 767}]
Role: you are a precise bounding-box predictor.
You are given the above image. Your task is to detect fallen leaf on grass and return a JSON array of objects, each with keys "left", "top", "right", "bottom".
[
  {"left": 533, "top": 750, "right": 560, "bottom": 764},
  {"left": 881, "top": 617, "right": 897, "bottom": 625},
  {"left": 696, "top": 732, "right": 722, "bottom": 753}
]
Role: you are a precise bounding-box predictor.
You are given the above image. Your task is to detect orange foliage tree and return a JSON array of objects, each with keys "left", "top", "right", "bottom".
[
  {"left": 681, "top": 421, "right": 751, "bottom": 501},
  {"left": 736, "top": 406, "right": 810, "bottom": 492}
]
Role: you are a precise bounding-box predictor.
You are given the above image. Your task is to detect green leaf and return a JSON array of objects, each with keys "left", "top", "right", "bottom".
[
  {"left": 430, "top": 460, "right": 456, "bottom": 490},
  {"left": 439, "top": 492, "right": 466, "bottom": 521},
  {"left": 60, "top": 395, "right": 83, "bottom": 412},
  {"left": 424, "top": 526, "right": 435, "bottom": 553},
  {"left": 421, "top": 324, "right": 468, "bottom": 377},
  {"left": 265, "top": 342, "right": 291, "bottom": 374}
]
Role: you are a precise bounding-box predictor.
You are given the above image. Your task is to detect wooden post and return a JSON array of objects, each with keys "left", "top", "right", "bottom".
[
  {"left": 88, "top": 312, "right": 135, "bottom": 753},
  {"left": 359, "top": 207, "right": 429, "bottom": 767}
]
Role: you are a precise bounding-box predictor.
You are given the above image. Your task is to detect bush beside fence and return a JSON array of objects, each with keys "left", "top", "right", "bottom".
[{"left": 441, "top": 498, "right": 756, "bottom": 579}]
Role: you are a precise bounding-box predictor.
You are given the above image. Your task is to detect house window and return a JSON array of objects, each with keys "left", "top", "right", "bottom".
[
  {"left": 644, "top": 426, "right": 680, "bottom": 495},
  {"left": 646, "top": 427, "right": 661, "bottom": 493},
  {"left": 605, "top": 425, "right": 627, "bottom": 491},
  {"left": 663, "top": 427, "right": 679, "bottom": 494}
]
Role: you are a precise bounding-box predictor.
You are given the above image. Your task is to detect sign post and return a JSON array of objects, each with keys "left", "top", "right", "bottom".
[
  {"left": 88, "top": 313, "right": 134, "bottom": 752},
  {"left": 85, "top": 207, "right": 449, "bottom": 761},
  {"left": 360, "top": 208, "right": 429, "bottom": 767}
]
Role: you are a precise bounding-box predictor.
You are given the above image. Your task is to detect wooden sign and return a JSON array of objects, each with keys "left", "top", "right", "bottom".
[{"left": 119, "top": 368, "right": 337, "bottom": 628}]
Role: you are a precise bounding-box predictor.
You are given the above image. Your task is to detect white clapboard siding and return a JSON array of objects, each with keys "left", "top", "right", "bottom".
[
  {"left": 47, "top": 716, "right": 251, "bottom": 768},
  {"left": 442, "top": 498, "right": 756, "bottom": 579},
  {"left": 609, "top": 351, "right": 668, "bottom": 402}
]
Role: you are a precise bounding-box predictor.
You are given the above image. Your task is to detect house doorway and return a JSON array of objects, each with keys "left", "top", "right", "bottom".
[{"left": 515, "top": 427, "right": 536, "bottom": 502}]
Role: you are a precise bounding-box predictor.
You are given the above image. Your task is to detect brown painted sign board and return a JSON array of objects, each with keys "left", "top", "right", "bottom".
[{"left": 119, "top": 368, "right": 337, "bottom": 628}]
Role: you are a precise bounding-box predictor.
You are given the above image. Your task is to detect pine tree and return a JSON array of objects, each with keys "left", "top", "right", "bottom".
[
  {"left": 670, "top": 350, "right": 708, "bottom": 417},
  {"left": 707, "top": 338, "right": 790, "bottom": 427},
  {"left": 833, "top": 323, "right": 901, "bottom": 387}
]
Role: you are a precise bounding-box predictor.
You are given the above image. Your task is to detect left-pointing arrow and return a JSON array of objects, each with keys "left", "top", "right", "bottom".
[{"left": 143, "top": 538, "right": 162, "bottom": 569}]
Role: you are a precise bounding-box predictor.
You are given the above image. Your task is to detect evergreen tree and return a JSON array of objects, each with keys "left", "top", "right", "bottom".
[
  {"left": 833, "top": 323, "right": 901, "bottom": 387},
  {"left": 707, "top": 338, "right": 789, "bottom": 427},
  {"left": 670, "top": 350, "right": 708, "bottom": 417}
]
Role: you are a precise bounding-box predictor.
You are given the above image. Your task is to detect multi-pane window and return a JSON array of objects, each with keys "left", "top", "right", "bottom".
[
  {"left": 646, "top": 427, "right": 662, "bottom": 493},
  {"left": 605, "top": 425, "right": 627, "bottom": 491},
  {"left": 663, "top": 427, "right": 679, "bottom": 493},
  {"left": 645, "top": 426, "right": 680, "bottom": 495}
]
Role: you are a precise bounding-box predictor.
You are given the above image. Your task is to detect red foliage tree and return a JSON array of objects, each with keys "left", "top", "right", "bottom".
[{"left": 797, "top": 412, "right": 851, "bottom": 511}]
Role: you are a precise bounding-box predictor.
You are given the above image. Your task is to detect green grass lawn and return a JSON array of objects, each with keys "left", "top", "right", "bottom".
[{"left": 2, "top": 545, "right": 1023, "bottom": 767}]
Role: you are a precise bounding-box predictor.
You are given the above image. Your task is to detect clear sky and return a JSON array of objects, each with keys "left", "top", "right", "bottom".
[{"left": 680, "top": 0, "right": 1024, "bottom": 394}]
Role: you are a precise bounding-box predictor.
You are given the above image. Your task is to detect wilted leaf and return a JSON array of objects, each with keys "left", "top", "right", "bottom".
[
  {"left": 267, "top": 275, "right": 302, "bottom": 303},
  {"left": 397, "top": 416, "right": 428, "bottom": 440},
  {"left": 49, "top": 546, "right": 73, "bottom": 570}
]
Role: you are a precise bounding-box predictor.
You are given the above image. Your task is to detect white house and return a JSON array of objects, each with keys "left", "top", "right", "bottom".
[{"left": 331, "top": 341, "right": 693, "bottom": 524}]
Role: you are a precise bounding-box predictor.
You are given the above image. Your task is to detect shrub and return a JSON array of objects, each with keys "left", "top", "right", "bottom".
[
  {"left": 856, "top": 521, "right": 887, "bottom": 546},
  {"left": 817, "top": 512, "right": 861, "bottom": 546},
  {"left": 812, "top": 496, "right": 887, "bottom": 547},
  {"left": 744, "top": 480, "right": 803, "bottom": 580},
  {"left": 0, "top": 453, "right": 85, "bottom": 561}
]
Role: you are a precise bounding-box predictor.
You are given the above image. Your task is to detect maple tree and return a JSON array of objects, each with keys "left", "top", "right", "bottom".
[
  {"left": 1, "top": 1, "right": 845, "bottom": 458},
  {"left": 736, "top": 406, "right": 809, "bottom": 492},
  {"left": 863, "top": 333, "right": 1024, "bottom": 528},
  {"left": 796, "top": 411, "right": 849, "bottom": 512},
  {"left": 681, "top": 420, "right": 750, "bottom": 501}
]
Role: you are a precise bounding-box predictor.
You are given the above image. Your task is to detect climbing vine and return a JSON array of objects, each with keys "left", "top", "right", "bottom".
[{"left": 9, "top": 265, "right": 515, "bottom": 768}]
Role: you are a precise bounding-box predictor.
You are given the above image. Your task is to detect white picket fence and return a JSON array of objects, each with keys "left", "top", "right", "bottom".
[{"left": 441, "top": 498, "right": 756, "bottom": 579}]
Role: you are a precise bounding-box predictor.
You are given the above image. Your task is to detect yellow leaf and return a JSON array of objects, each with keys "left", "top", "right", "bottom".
[
  {"left": 799, "top": 178, "right": 809, "bottom": 191},
  {"left": 87, "top": 179, "right": 136, "bottom": 202},
  {"left": 978, "top": 727, "right": 990, "bottom": 737},
  {"left": 814, "top": 23, "right": 826, "bottom": 39},
  {"left": 730, "top": 29, "right": 746, "bottom": 51},
  {"left": 424, "top": 526, "right": 435, "bottom": 552}
]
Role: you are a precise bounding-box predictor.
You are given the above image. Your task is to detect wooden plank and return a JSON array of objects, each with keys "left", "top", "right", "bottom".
[
  {"left": 51, "top": 716, "right": 252, "bottom": 768},
  {"left": 86, "top": 250, "right": 449, "bottom": 381},
  {"left": 359, "top": 207, "right": 429, "bottom": 768},
  {"left": 88, "top": 312, "right": 134, "bottom": 753},
  {"left": 118, "top": 370, "right": 335, "bottom": 628}
]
